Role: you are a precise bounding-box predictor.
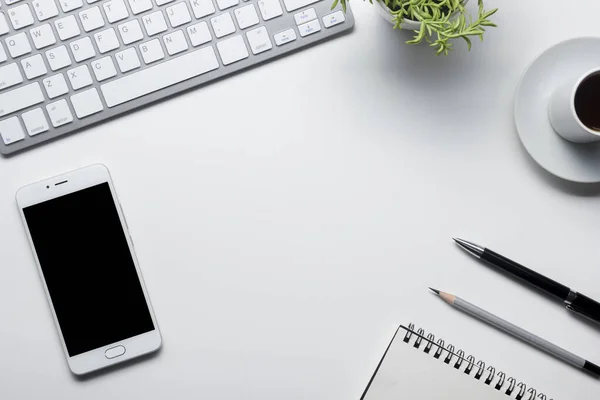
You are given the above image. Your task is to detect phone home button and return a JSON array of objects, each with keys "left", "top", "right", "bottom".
[{"left": 105, "top": 345, "right": 126, "bottom": 359}]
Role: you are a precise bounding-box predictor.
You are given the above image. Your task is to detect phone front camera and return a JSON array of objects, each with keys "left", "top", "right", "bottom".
[{"left": 46, "top": 186, "right": 50, "bottom": 189}]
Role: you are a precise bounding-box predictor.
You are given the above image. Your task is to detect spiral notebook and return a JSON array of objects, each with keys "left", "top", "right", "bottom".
[{"left": 361, "top": 323, "right": 553, "bottom": 400}]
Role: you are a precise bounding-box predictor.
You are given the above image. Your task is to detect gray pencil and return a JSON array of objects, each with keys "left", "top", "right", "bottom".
[{"left": 429, "top": 288, "right": 600, "bottom": 377}]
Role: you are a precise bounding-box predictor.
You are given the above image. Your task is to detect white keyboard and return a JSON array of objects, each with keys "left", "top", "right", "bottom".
[{"left": 0, "top": 0, "right": 353, "bottom": 155}]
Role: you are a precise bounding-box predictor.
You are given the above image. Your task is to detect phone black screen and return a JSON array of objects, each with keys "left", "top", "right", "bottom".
[{"left": 23, "top": 183, "right": 154, "bottom": 357}]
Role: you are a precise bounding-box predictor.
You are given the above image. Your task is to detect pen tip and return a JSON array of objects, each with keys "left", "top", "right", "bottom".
[
  {"left": 452, "top": 237, "right": 460, "bottom": 243},
  {"left": 428, "top": 287, "right": 440, "bottom": 295}
]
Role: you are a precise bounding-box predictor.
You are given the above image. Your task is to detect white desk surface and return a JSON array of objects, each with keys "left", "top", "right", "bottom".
[{"left": 2, "top": 1, "right": 600, "bottom": 398}]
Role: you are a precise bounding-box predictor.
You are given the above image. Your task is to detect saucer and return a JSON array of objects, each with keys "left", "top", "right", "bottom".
[{"left": 515, "top": 37, "right": 600, "bottom": 183}]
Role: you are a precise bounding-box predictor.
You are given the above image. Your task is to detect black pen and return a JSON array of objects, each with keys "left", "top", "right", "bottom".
[{"left": 454, "top": 238, "right": 600, "bottom": 325}]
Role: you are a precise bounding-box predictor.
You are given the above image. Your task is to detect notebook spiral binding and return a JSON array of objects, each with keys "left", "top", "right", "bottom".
[{"left": 403, "top": 323, "right": 552, "bottom": 400}]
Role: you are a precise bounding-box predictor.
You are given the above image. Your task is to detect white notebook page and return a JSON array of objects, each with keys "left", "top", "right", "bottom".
[{"left": 362, "top": 326, "right": 510, "bottom": 400}]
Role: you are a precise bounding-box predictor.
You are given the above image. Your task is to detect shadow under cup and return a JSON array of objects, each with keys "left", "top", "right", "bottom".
[{"left": 574, "top": 71, "right": 600, "bottom": 132}]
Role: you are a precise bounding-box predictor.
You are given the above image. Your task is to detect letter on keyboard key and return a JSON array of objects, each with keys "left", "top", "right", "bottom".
[
  {"left": 0, "top": 63, "right": 23, "bottom": 91},
  {"left": 91, "top": 56, "right": 117, "bottom": 81},
  {"left": 115, "top": 47, "right": 141, "bottom": 72},
  {"left": 139, "top": 39, "right": 164, "bottom": 64},
  {"left": 0, "top": 117, "right": 25, "bottom": 145},
  {"left": 46, "top": 45, "right": 72, "bottom": 70},
  {"left": 0, "top": 83, "right": 44, "bottom": 118},
  {"left": 216, "top": 0, "right": 238, "bottom": 10},
  {"left": 216, "top": 35, "right": 248, "bottom": 65},
  {"left": 189, "top": 0, "right": 215, "bottom": 19},
  {"left": 22, "top": 108, "right": 49, "bottom": 136},
  {"left": 101, "top": 46, "right": 219, "bottom": 107},
  {"left": 21, "top": 54, "right": 47, "bottom": 79},
  {"left": 118, "top": 20, "right": 144, "bottom": 44},
  {"left": 79, "top": 6, "right": 105, "bottom": 32},
  {"left": 60, "top": 0, "right": 83, "bottom": 12},
  {"left": 143, "top": 11, "right": 168, "bottom": 36},
  {"left": 246, "top": 26, "right": 271, "bottom": 55},
  {"left": 283, "top": 0, "right": 319, "bottom": 12},
  {"left": 71, "top": 88, "right": 103, "bottom": 118},
  {"left": 257, "top": 0, "right": 282, "bottom": 21},
  {"left": 163, "top": 30, "right": 188, "bottom": 55},
  {"left": 187, "top": 22, "right": 211, "bottom": 47},
  {"left": 43, "top": 73, "right": 69, "bottom": 98},
  {"left": 30, "top": 24, "right": 56, "bottom": 49},
  {"left": 46, "top": 99, "right": 73, "bottom": 127},
  {"left": 70, "top": 36, "right": 96, "bottom": 62},
  {"left": 128, "top": 0, "right": 153, "bottom": 15},
  {"left": 166, "top": 2, "right": 191, "bottom": 28},
  {"left": 55, "top": 15, "right": 80, "bottom": 40},
  {"left": 6, "top": 32, "right": 32, "bottom": 57},
  {"left": 67, "top": 64, "right": 93, "bottom": 89},
  {"left": 94, "top": 28, "right": 120, "bottom": 53},
  {"left": 103, "top": 0, "right": 129, "bottom": 23}
]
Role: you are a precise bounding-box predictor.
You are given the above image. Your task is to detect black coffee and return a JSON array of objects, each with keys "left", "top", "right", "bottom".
[{"left": 574, "top": 72, "right": 600, "bottom": 132}]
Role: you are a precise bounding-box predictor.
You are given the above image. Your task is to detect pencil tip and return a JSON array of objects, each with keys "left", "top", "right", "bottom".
[{"left": 428, "top": 287, "right": 440, "bottom": 295}]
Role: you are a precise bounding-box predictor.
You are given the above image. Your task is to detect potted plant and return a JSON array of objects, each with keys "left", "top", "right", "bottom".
[{"left": 332, "top": 0, "right": 498, "bottom": 55}]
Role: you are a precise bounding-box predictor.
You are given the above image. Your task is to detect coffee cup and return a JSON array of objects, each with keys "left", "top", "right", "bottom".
[{"left": 548, "top": 67, "right": 600, "bottom": 143}]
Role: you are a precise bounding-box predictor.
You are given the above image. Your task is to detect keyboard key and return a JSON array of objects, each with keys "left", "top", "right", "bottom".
[
  {"left": 0, "top": 82, "right": 44, "bottom": 118},
  {"left": 30, "top": 24, "right": 56, "bottom": 49},
  {"left": 210, "top": 12, "right": 234, "bottom": 38},
  {"left": 163, "top": 30, "right": 188, "bottom": 55},
  {"left": 101, "top": 45, "right": 218, "bottom": 107},
  {"left": 5, "top": 32, "right": 31, "bottom": 57},
  {"left": 156, "top": 0, "right": 175, "bottom": 4},
  {"left": 166, "top": 2, "right": 191, "bottom": 27},
  {"left": 0, "top": 63, "right": 23, "bottom": 91},
  {"left": 21, "top": 53, "right": 47, "bottom": 79},
  {"left": 118, "top": 20, "right": 143, "bottom": 44},
  {"left": 33, "top": 0, "right": 59, "bottom": 22},
  {"left": 128, "top": 0, "right": 153, "bottom": 15},
  {"left": 246, "top": 25, "right": 271, "bottom": 55},
  {"left": 293, "top": 7, "right": 315, "bottom": 25},
  {"left": 43, "top": 73, "right": 69, "bottom": 98},
  {"left": 55, "top": 15, "right": 80, "bottom": 40},
  {"left": 139, "top": 38, "right": 163, "bottom": 63},
  {"left": 297, "top": 18, "right": 319, "bottom": 37},
  {"left": 257, "top": 0, "right": 282, "bottom": 21},
  {"left": 91, "top": 55, "right": 117, "bottom": 81},
  {"left": 67, "top": 64, "right": 93, "bottom": 89},
  {"left": 273, "top": 28, "right": 295, "bottom": 46},
  {"left": 187, "top": 21, "right": 211, "bottom": 47},
  {"left": 115, "top": 47, "right": 140, "bottom": 72},
  {"left": 0, "top": 116, "right": 25, "bottom": 144},
  {"left": 45, "top": 45, "right": 71, "bottom": 70},
  {"left": 216, "top": 34, "right": 247, "bottom": 65},
  {"left": 322, "top": 10, "right": 344, "bottom": 28},
  {"left": 71, "top": 88, "right": 103, "bottom": 118},
  {"left": 216, "top": 0, "right": 237, "bottom": 10},
  {"left": 45, "top": 98, "right": 73, "bottom": 127},
  {"left": 189, "top": 0, "right": 215, "bottom": 19},
  {"left": 8, "top": 4, "right": 34, "bottom": 30},
  {"left": 103, "top": 0, "right": 129, "bottom": 23},
  {"left": 0, "top": 44, "right": 5, "bottom": 62},
  {"left": 22, "top": 108, "right": 49, "bottom": 135},
  {"left": 142, "top": 10, "right": 168, "bottom": 36},
  {"left": 0, "top": 13, "right": 9, "bottom": 35},
  {"left": 79, "top": 6, "right": 105, "bottom": 32},
  {"left": 282, "top": 0, "right": 317, "bottom": 12},
  {"left": 70, "top": 36, "right": 95, "bottom": 62},
  {"left": 94, "top": 28, "right": 120, "bottom": 53},
  {"left": 59, "top": 0, "right": 83, "bottom": 12},
  {"left": 234, "top": 4, "right": 258, "bottom": 29}
]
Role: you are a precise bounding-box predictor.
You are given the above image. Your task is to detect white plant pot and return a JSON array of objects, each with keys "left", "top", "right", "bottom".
[{"left": 376, "top": 0, "right": 469, "bottom": 30}]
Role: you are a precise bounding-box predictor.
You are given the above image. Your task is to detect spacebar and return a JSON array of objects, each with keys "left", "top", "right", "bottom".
[{"left": 101, "top": 46, "right": 220, "bottom": 108}]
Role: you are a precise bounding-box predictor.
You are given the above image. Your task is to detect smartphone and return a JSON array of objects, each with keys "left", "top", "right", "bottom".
[{"left": 16, "top": 164, "right": 161, "bottom": 375}]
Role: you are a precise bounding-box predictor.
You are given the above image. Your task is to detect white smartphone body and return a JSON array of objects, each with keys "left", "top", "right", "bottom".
[{"left": 16, "top": 164, "right": 161, "bottom": 375}]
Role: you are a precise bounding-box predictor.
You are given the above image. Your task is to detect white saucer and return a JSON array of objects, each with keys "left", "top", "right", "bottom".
[{"left": 515, "top": 37, "right": 600, "bottom": 183}]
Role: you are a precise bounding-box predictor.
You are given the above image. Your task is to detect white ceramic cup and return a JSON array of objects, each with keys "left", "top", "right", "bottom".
[{"left": 548, "top": 67, "right": 600, "bottom": 143}]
